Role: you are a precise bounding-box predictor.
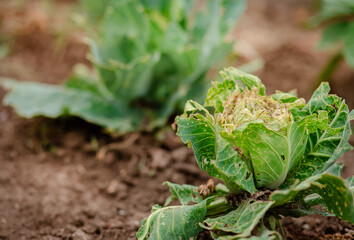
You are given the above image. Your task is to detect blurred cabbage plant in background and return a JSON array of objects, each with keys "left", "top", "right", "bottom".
[{"left": 2, "top": 0, "right": 246, "bottom": 133}]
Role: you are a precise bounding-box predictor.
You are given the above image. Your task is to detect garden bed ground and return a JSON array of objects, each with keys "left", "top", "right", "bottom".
[{"left": 0, "top": 0, "right": 353, "bottom": 239}]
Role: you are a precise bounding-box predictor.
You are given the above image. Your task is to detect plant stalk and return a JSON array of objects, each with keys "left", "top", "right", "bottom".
[{"left": 206, "top": 196, "right": 232, "bottom": 216}]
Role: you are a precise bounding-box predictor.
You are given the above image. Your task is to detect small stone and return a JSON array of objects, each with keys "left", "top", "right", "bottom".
[
  {"left": 149, "top": 148, "right": 171, "bottom": 170},
  {"left": 72, "top": 229, "right": 91, "bottom": 240},
  {"left": 76, "top": 164, "right": 86, "bottom": 174},
  {"left": 118, "top": 209, "right": 126, "bottom": 216},
  {"left": 171, "top": 147, "right": 192, "bottom": 162},
  {"left": 0, "top": 217, "right": 7, "bottom": 224},
  {"left": 106, "top": 179, "right": 128, "bottom": 196},
  {"left": 103, "top": 151, "right": 117, "bottom": 165}
]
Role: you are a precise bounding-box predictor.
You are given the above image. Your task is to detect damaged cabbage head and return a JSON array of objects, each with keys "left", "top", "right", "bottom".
[
  {"left": 177, "top": 67, "right": 351, "bottom": 190},
  {"left": 219, "top": 86, "right": 292, "bottom": 133}
]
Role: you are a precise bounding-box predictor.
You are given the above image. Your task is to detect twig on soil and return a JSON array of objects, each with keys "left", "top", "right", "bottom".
[{"left": 96, "top": 133, "right": 140, "bottom": 161}]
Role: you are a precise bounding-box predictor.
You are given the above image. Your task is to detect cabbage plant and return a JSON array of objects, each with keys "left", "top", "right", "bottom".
[
  {"left": 1, "top": 0, "right": 246, "bottom": 133},
  {"left": 137, "top": 67, "right": 354, "bottom": 239}
]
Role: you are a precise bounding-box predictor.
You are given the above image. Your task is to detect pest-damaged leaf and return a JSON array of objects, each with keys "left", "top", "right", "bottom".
[
  {"left": 284, "top": 83, "right": 353, "bottom": 186},
  {"left": 164, "top": 182, "right": 231, "bottom": 207},
  {"left": 271, "top": 173, "right": 354, "bottom": 223},
  {"left": 287, "top": 111, "right": 329, "bottom": 172},
  {"left": 303, "top": 163, "right": 344, "bottom": 209},
  {"left": 219, "top": 67, "right": 265, "bottom": 95},
  {"left": 136, "top": 200, "right": 207, "bottom": 240},
  {"left": 201, "top": 200, "right": 274, "bottom": 238},
  {"left": 176, "top": 101, "right": 256, "bottom": 194},
  {"left": 230, "top": 123, "right": 289, "bottom": 189},
  {"left": 237, "top": 224, "right": 282, "bottom": 240},
  {"left": 204, "top": 67, "right": 267, "bottom": 114},
  {"left": 210, "top": 223, "right": 282, "bottom": 240},
  {"left": 271, "top": 90, "right": 299, "bottom": 103},
  {"left": 204, "top": 79, "right": 236, "bottom": 113},
  {"left": 164, "top": 182, "right": 203, "bottom": 206}
]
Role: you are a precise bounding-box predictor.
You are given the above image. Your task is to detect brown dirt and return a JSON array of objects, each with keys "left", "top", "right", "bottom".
[{"left": 0, "top": 0, "right": 353, "bottom": 240}]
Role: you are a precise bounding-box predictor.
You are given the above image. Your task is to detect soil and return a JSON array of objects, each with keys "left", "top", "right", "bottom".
[{"left": 0, "top": 0, "right": 353, "bottom": 240}]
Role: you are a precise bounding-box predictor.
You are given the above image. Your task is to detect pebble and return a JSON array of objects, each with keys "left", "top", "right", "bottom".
[{"left": 72, "top": 229, "right": 91, "bottom": 240}]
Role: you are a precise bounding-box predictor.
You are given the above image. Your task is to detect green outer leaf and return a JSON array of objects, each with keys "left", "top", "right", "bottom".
[
  {"left": 204, "top": 79, "right": 236, "bottom": 113},
  {"left": 302, "top": 83, "right": 337, "bottom": 114},
  {"left": 219, "top": 221, "right": 282, "bottom": 240},
  {"left": 231, "top": 123, "right": 288, "bottom": 189},
  {"left": 176, "top": 101, "right": 217, "bottom": 174},
  {"left": 212, "top": 136, "right": 256, "bottom": 194},
  {"left": 284, "top": 83, "right": 353, "bottom": 185},
  {"left": 311, "top": 100, "right": 352, "bottom": 173},
  {"left": 271, "top": 91, "right": 298, "bottom": 103},
  {"left": 201, "top": 200, "right": 274, "bottom": 238},
  {"left": 271, "top": 173, "right": 354, "bottom": 223},
  {"left": 287, "top": 111, "right": 329, "bottom": 172},
  {"left": 325, "top": 162, "right": 344, "bottom": 176},
  {"left": 219, "top": 68, "right": 266, "bottom": 95},
  {"left": 176, "top": 101, "right": 256, "bottom": 194},
  {"left": 137, "top": 201, "right": 207, "bottom": 240},
  {"left": 65, "top": 64, "right": 106, "bottom": 97},
  {"left": 237, "top": 224, "right": 282, "bottom": 240},
  {"left": 164, "top": 182, "right": 202, "bottom": 206},
  {"left": 164, "top": 182, "right": 233, "bottom": 208},
  {"left": 1, "top": 79, "right": 141, "bottom": 133},
  {"left": 349, "top": 109, "right": 354, "bottom": 121},
  {"left": 302, "top": 163, "right": 343, "bottom": 208}
]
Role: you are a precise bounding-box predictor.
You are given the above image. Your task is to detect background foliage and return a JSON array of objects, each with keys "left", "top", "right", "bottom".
[{"left": 2, "top": 0, "right": 246, "bottom": 133}]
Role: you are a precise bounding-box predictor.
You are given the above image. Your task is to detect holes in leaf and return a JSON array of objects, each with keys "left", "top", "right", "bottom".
[
  {"left": 246, "top": 172, "right": 251, "bottom": 180},
  {"left": 281, "top": 155, "right": 285, "bottom": 161},
  {"left": 203, "top": 222, "right": 211, "bottom": 227}
]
